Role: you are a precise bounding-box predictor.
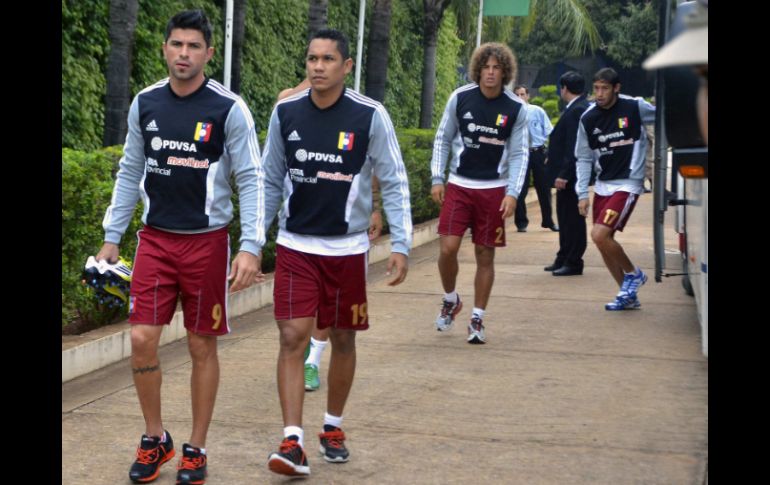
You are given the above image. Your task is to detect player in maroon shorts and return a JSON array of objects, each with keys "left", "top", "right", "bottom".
[
  {"left": 430, "top": 42, "right": 529, "bottom": 344},
  {"left": 262, "top": 29, "right": 412, "bottom": 476},
  {"left": 95, "top": 10, "right": 265, "bottom": 484},
  {"left": 575, "top": 67, "right": 656, "bottom": 311}
]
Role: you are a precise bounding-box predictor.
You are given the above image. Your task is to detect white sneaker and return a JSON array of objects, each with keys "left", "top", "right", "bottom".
[
  {"left": 435, "top": 296, "right": 462, "bottom": 331},
  {"left": 467, "top": 317, "right": 486, "bottom": 344}
]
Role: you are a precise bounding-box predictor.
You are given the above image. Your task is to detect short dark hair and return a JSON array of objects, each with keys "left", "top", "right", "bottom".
[
  {"left": 469, "top": 43, "right": 517, "bottom": 87},
  {"left": 165, "top": 10, "right": 213, "bottom": 47},
  {"left": 513, "top": 85, "right": 529, "bottom": 94},
  {"left": 308, "top": 28, "right": 351, "bottom": 60},
  {"left": 559, "top": 71, "right": 585, "bottom": 95},
  {"left": 593, "top": 67, "right": 620, "bottom": 86}
]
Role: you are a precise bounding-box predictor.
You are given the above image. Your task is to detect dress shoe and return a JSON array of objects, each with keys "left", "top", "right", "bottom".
[
  {"left": 542, "top": 224, "right": 559, "bottom": 232},
  {"left": 544, "top": 263, "right": 562, "bottom": 271},
  {"left": 552, "top": 265, "right": 583, "bottom": 276},
  {"left": 517, "top": 226, "right": 527, "bottom": 233}
]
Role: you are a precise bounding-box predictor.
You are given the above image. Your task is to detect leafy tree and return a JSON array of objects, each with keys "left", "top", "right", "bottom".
[
  {"left": 604, "top": 1, "right": 658, "bottom": 68},
  {"left": 62, "top": 0, "right": 109, "bottom": 150},
  {"left": 452, "top": 0, "right": 601, "bottom": 69}
]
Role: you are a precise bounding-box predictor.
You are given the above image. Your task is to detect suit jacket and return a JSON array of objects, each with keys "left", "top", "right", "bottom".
[{"left": 548, "top": 95, "right": 589, "bottom": 183}]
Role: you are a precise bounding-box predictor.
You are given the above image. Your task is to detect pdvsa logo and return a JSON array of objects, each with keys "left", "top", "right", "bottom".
[
  {"left": 150, "top": 137, "right": 198, "bottom": 152},
  {"left": 467, "top": 123, "right": 498, "bottom": 135},
  {"left": 295, "top": 149, "right": 343, "bottom": 164},
  {"left": 598, "top": 131, "right": 624, "bottom": 143}
]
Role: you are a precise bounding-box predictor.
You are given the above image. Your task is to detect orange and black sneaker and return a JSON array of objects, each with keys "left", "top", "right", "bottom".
[
  {"left": 267, "top": 436, "right": 310, "bottom": 476},
  {"left": 319, "top": 425, "right": 349, "bottom": 463},
  {"left": 176, "top": 444, "right": 207, "bottom": 484},
  {"left": 129, "top": 431, "right": 175, "bottom": 483}
]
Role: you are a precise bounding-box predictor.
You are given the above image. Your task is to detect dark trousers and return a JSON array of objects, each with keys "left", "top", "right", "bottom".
[
  {"left": 515, "top": 147, "right": 554, "bottom": 228},
  {"left": 554, "top": 180, "right": 587, "bottom": 268}
]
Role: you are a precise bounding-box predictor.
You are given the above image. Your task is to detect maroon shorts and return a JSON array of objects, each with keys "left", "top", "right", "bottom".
[
  {"left": 273, "top": 245, "right": 369, "bottom": 330},
  {"left": 129, "top": 225, "right": 230, "bottom": 336},
  {"left": 592, "top": 191, "right": 639, "bottom": 232},
  {"left": 438, "top": 183, "right": 507, "bottom": 247}
]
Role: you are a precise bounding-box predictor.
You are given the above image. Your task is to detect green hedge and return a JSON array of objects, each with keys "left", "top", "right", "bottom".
[
  {"left": 62, "top": 0, "right": 462, "bottom": 151},
  {"left": 62, "top": 128, "right": 439, "bottom": 330},
  {"left": 62, "top": 147, "right": 143, "bottom": 327}
]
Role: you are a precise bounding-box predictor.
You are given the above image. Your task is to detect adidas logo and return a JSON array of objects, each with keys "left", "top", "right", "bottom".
[
  {"left": 592, "top": 127, "right": 602, "bottom": 135},
  {"left": 288, "top": 130, "right": 301, "bottom": 141},
  {"left": 463, "top": 111, "right": 474, "bottom": 120},
  {"left": 146, "top": 120, "right": 159, "bottom": 132}
]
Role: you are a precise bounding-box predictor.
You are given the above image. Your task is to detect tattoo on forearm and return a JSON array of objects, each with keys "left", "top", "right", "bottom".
[{"left": 132, "top": 364, "right": 160, "bottom": 375}]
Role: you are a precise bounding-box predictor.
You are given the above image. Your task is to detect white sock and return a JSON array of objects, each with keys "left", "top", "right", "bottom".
[
  {"left": 159, "top": 431, "right": 167, "bottom": 443},
  {"left": 323, "top": 412, "right": 343, "bottom": 429},
  {"left": 198, "top": 447, "right": 206, "bottom": 455},
  {"left": 306, "top": 337, "right": 328, "bottom": 368},
  {"left": 283, "top": 426, "right": 304, "bottom": 448},
  {"left": 472, "top": 307, "right": 485, "bottom": 319},
  {"left": 444, "top": 291, "right": 458, "bottom": 304}
]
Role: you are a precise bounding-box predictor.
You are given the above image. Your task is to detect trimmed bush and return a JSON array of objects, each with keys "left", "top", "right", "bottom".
[{"left": 62, "top": 147, "right": 142, "bottom": 327}]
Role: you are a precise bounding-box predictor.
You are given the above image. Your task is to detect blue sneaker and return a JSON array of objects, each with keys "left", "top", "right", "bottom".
[
  {"left": 621, "top": 269, "right": 648, "bottom": 297},
  {"left": 605, "top": 293, "right": 641, "bottom": 311}
]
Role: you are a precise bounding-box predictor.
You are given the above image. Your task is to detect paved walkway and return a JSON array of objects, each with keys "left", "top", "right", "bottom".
[{"left": 62, "top": 192, "right": 708, "bottom": 484}]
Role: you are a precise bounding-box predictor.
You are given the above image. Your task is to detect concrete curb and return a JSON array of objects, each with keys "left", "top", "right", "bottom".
[{"left": 62, "top": 218, "right": 440, "bottom": 382}]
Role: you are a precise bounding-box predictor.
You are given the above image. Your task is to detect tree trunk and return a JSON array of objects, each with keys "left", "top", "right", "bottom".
[
  {"left": 231, "top": 0, "right": 247, "bottom": 94},
  {"left": 419, "top": 0, "right": 450, "bottom": 129},
  {"left": 103, "top": 0, "right": 138, "bottom": 147},
  {"left": 364, "top": 0, "right": 392, "bottom": 102},
  {"left": 308, "top": 0, "right": 329, "bottom": 40}
]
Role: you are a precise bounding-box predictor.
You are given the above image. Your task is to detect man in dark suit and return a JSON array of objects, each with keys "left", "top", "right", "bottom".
[{"left": 545, "top": 71, "right": 590, "bottom": 276}]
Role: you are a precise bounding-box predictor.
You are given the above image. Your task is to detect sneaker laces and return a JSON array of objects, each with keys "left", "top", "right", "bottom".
[
  {"left": 626, "top": 272, "right": 646, "bottom": 293},
  {"left": 319, "top": 430, "right": 346, "bottom": 449},
  {"left": 135, "top": 446, "right": 159, "bottom": 465},
  {"left": 439, "top": 300, "right": 456, "bottom": 317},
  {"left": 178, "top": 454, "right": 205, "bottom": 470},
  {"left": 470, "top": 317, "right": 483, "bottom": 330},
  {"left": 279, "top": 439, "right": 301, "bottom": 454}
]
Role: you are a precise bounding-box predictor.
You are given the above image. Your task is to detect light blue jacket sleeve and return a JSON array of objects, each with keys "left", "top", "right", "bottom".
[
  {"left": 370, "top": 107, "right": 413, "bottom": 255},
  {"left": 504, "top": 103, "right": 529, "bottom": 198},
  {"left": 430, "top": 92, "right": 458, "bottom": 185},
  {"left": 103, "top": 97, "right": 144, "bottom": 245},
  {"left": 542, "top": 108, "right": 554, "bottom": 138},
  {"left": 262, "top": 107, "right": 288, "bottom": 234},
  {"left": 637, "top": 97, "right": 657, "bottom": 124},
  {"left": 225, "top": 99, "right": 265, "bottom": 256}
]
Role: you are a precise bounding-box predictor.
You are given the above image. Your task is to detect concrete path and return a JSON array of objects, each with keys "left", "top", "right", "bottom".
[{"left": 62, "top": 191, "right": 708, "bottom": 484}]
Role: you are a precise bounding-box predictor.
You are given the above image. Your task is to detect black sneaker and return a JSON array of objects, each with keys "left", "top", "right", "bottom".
[
  {"left": 176, "top": 444, "right": 207, "bottom": 484},
  {"left": 129, "top": 431, "right": 175, "bottom": 483},
  {"left": 267, "top": 436, "right": 310, "bottom": 476},
  {"left": 319, "top": 425, "right": 349, "bottom": 463}
]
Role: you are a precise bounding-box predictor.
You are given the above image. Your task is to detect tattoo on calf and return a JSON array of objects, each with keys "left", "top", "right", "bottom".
[{"left": 132, "top": 364, "right": 160, "bottom": 375}]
